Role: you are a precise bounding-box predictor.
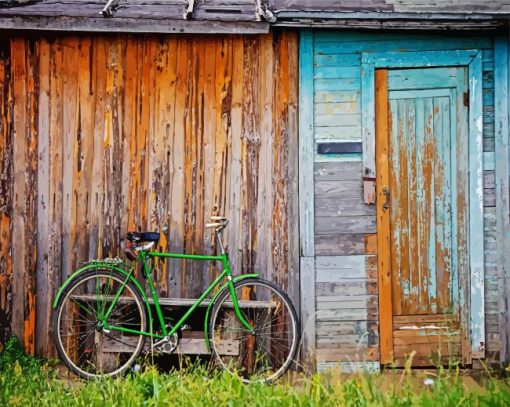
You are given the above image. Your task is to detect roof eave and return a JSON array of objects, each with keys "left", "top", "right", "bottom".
[
  {"left": 272, "top": 11, "right": 510, "bottom": 21},
  {"left": 0, "top": 16, "right": 270, "bottom": 34}
]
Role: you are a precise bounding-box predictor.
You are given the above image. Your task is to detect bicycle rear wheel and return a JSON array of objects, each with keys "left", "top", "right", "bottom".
[
  {"left": 52, "top": 268, "right": 147, "bottom": 379},
  {"left": 209, "top": 278, "right": 300, "bottom": 383}
]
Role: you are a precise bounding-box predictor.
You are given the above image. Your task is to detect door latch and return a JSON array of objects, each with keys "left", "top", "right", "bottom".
[{"left": 382, "top": 187, "right": 390, "bottom": 211}]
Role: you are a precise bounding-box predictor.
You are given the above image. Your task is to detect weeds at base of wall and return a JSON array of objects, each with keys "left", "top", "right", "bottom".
[{"left": 1, "top": 336, "right": 510, "bottom": 406}]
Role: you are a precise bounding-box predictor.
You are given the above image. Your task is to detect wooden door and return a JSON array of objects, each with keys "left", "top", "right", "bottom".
[{"left": 376, "top": 67, "right": 469, "bottom": 366}]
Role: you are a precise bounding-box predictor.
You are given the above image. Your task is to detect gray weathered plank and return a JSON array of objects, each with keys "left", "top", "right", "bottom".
[
  {"left": 315, "top": 197, "right": 375, "bottom": 217},
  {"left": 314, "top": 233, "right": 376, "bottom": 256},
  {"left": 315, "top": 215, "right": 376, "bottom": 235},
  {"left": 300, "top": 256, "right": 316, "bottom": 370},
  {"left": 316, "top": 281, "right": 377, "bottom": 296},
  {"left": 494, "top": 34, "right": 510, "bottom": 364}
]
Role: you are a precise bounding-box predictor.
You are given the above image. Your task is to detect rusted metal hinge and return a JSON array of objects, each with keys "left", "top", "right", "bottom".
[{"left": 463, "top": 91, "right": 469, "bottom": 107}]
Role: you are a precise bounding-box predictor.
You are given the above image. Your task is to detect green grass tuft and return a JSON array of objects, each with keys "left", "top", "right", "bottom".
[{"left": 1, "top": 336, "right": 509, "bottom": 406}]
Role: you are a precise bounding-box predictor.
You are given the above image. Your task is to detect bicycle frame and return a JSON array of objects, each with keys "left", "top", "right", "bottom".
[{"left": 97, "top": 250, "right": 255, "bottom": 340}]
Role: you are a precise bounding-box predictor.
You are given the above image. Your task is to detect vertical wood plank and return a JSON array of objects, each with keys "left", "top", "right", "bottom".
[
  {"left": 76, "top": 36, "right": 94, "bottom": 290},
  {"left": 202, "top": 38, "right": 217, "bottom": 283},
  {"left": 106, "top": 39, "right": 125, "bottom": 258},
  {"left": 168, "top": 38, "right": 188, "bottom": 296},
  {"left": 375, "top": 69, "right": 393, "bottom": 364},
  {"left": 11, "top": 37, "right": 27, "bottom": 347},
  {"left": 298, "top": 31, "right": 314, "bottom": 258},
  {"left": 10, "top": 38, "right": 38, "bottom": 354},
  {"left": 361, "top": 60, "right": 376, "bottom": 181},
  {"left": 456, "top": 67, "right": 471, "bottom": 364},
  {"left": 0, "top": 39, "right": 13, "bottom": 346},
  {"left": 273, "top": 32, "right": 289, "bottom": 288},
  {"left": 90, "top": 38, "right": 106, "bottom": 262},
  {"left": 61, "top": 38, "right": 78, "bottom": 279},
  {"left": 256, "top": 34, "right": 273, "bottom": 285},
  {"left": 35, "top": 38, "right": 50, "bottom": 355},
  {"left": 494, "top": 35, "right": 510, "bottom": 364},
  {"left": 286, "top": 31, "right": 300, "bottom": 315},
  {"left": 24, "top": 39, "right": 38, "bottom": 355},
  {"left": 210, "top": 37, "right": 231, "bottom": 281},
  {"left": 468, "top": 52, "right": 485, "bottom": 359},
  {"left": 298, "top": 30, "right": 315, "bottom": 368},
  {"left": 389, "top": 99, "right": 404, "bottom": 315},
  {"left": 228, "top": 36, "right": 243, "bottom": 276},
  {"left": 73, "top": 37, "right": 93, "bottom": 273},
  {"left": 241, "top": 36, "right": 259, "bottom": 279},
  {"left": 300, "top": 256, "right": 315, "bottom": 371}
]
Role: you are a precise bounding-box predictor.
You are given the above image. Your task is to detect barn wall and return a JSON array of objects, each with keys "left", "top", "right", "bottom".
[
  {"left": 306, "top": 31, "right": 498, "bottom": 369},
  {"left": 0, "top": 31, "right": 299, "bottom": 356}
]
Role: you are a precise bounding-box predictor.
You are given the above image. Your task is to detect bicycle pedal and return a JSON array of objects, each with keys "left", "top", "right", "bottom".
[{"left": 180, "top": 324, "right": 191, "bottom": 331}]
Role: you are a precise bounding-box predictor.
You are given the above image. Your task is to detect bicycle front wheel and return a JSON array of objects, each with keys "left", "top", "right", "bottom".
[
  {"left": 209, "top": 278, "right": 300, "bottom": 383},
  {"left": 52, "top": 268, "right": 147, "bottom": 379}
]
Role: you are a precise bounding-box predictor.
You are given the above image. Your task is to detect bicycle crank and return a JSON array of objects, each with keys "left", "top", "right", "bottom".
[{"left": 153, "top": 331, "right": 179, "bottom": 353}]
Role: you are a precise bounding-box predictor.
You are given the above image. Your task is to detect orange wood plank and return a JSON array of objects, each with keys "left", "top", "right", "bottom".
[
  {"left": 11, "top": 38, "right": 28, "bottom": 351},
  {"left": 375, "top": 69, "right": 393, "bottom": 364},
  {"left": 405, "top": 100, "right": 420, "bottom": 315},
  {"left": 389, "top": 99, "right": 403, "bottom": 315},
  {"left": 0, "top": 52, "right": 13, "bottom": 346}
]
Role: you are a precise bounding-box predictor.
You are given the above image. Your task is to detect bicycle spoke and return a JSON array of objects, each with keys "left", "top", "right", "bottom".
[
  {"left": 56, "top": 270, "right": 146, "bottom": 379},
  {"left": 211, "top": 280, "right": 298, "bottom": 383},
  {"left": 69, "top": 297, "right": 96, "bottom": 317}
]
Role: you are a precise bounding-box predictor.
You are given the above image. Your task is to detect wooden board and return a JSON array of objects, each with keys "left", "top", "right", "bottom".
[
  {"left": 375, "top": 69, "right": 393, "bottom": 364},
  {"left": 103, "top": 335, "right": 239, "bottom": 356},
  {"left": 69, "top": 294, "right": 276, "bottom": 309}
]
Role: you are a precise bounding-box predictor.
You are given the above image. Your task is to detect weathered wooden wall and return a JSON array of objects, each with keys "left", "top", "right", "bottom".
[{"left": 0, "top": 31, "right": 299, "bottom": 356}]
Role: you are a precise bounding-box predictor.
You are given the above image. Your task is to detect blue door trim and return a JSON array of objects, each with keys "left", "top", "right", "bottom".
[{"left": 361, "top": 49, "right": 485, "bottom": 361}]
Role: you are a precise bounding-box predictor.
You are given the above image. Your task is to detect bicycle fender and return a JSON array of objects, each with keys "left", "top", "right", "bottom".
[
  {"left": 203, "top": 273, "right": 259, "bottom": 351},
  {"left": 52, "top": 263, "right": 153, "bottom": 323}
]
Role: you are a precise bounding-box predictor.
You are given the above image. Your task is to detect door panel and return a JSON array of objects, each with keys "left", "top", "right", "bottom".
[
  {"left": 389, "top": 91, "right": 456, "bottom": 316},
  {"left": 376, "top": 67, "right": 467, "bottom": 366}
]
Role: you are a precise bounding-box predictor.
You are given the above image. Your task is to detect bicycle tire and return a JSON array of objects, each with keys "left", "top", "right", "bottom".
[
  {"left": 209, "top": 278, "right": 300, "bottom": 383},
  {"left": 52, "top": 268, "right": 147, "bottom": 379}
]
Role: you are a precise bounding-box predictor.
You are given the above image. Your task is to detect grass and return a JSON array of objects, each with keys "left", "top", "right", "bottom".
[{"left": 1, "top": 337, "right": 510, "bottom": 406}]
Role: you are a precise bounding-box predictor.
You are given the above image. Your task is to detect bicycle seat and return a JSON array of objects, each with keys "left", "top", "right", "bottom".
[{"left": 126, "top": 231, "right": 160, "bottom": 244}]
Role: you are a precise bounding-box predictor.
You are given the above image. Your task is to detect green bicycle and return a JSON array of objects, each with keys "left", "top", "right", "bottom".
[{"left": 52, "top": 217, "right": 300, "bottom": 383}]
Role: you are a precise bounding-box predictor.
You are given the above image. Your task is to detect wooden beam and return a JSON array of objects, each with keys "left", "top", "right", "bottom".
[
  {"left": 495, "top": 34, "right": 510, "bottom": 365},
  {"left": 0, "top": 17, "right": 270, "bottom": 34},
  {"left": 375, "top": 69, "right": 393, "bottom": 365}
]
